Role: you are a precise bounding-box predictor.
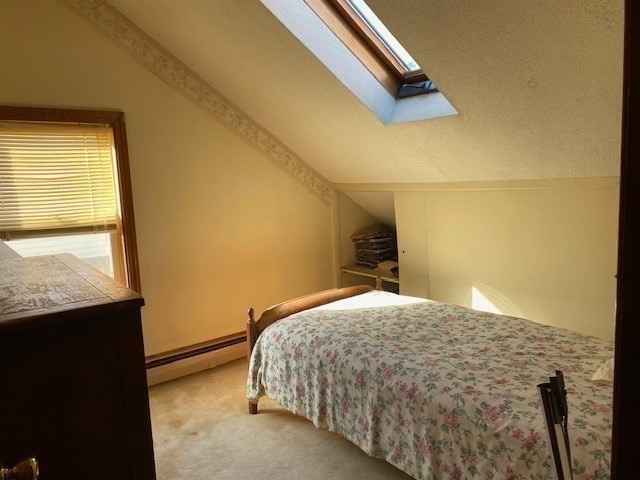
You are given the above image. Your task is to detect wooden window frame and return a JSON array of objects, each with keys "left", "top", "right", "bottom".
[
  {"left": 0, "top": 106, "right": 141, "bottom": 293},
  {"left": 306, "top": 0, "right": 429, "bottom": 96}
]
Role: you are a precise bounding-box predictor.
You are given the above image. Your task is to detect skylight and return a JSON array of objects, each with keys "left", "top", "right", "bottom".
[
  {"left": 262, "top": 0, "right": 457, "bottom": 123},
  {"left": 347, "top": 0, "right": 420, "bottom": 73},
  {"left": 328, "top": 0, "right": 436, "bottom": 98}
]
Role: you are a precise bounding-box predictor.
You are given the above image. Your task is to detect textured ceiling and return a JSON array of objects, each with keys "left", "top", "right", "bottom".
[{"left": 107, "top": 0, "right": 624, "bottom": 184}]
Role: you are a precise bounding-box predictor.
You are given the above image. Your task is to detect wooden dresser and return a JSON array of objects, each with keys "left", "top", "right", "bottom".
[{"left": 0, "top": 254, "right": 156, "bottom": 480}]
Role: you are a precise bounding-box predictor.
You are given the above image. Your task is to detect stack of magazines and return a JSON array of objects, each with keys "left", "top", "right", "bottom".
[{"left": 351, "top": 224, "right": 397, "bottom": 269}]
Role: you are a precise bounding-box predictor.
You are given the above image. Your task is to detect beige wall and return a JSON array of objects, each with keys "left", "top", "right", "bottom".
[
  {"left": 338, "top": 180, "right": 619, "bottom": 340},
  {"left": 0, "top": 1, "right": 334, "bottom": 355},
  {"left": 422, "top": 182, "right": 619, "bottom": 340},
  {"left": 337, "top": 192, "right": 380, "bottom": 268},
  {"left": 336, "top": 192, "right": 380, "bottom": 289}
]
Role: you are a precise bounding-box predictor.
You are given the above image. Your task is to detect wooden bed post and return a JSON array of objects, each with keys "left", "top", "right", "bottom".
[{"left": 247, "top": 307, "right": 258, "bottom": 415}]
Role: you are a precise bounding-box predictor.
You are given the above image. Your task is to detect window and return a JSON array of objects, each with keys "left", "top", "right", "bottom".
[
  {"left": 327, "top": 0, "right": 437, "bottom": 98},
  {"left": 263, "top": 0, "right": 456, "bottom": 123},
  {"left": 0, "top": 107, "right": 140, "bottom": 292}
]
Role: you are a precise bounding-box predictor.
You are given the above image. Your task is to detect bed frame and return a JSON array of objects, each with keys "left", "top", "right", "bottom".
[{"left": 246, "top": 285, "right": 373, "bottom": 414}]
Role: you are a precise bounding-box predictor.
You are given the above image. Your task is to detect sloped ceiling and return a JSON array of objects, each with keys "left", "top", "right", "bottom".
[
  {"left": 107, "top": 0, "right": 623, "bottom": 184},
  {"left": 344, "top": 191, "right": 396, "bottom": 226}
]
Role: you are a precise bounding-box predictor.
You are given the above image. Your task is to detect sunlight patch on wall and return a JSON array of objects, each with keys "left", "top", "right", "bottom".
[{"left": 472, "top": 286, "right": 502, "bottom": 314}]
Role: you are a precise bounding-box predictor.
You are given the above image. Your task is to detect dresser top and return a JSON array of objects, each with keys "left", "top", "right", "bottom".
[{"left": 0, "top": 254, "right": 143, "bottom": 333}]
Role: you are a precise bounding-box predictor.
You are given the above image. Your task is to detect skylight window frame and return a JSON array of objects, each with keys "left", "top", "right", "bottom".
[
  {"left": 326, "top": 0, "right": 429, "bottom": 88},
  {"left": 267, "top": 0, "right": 456, "bottom": 123}
]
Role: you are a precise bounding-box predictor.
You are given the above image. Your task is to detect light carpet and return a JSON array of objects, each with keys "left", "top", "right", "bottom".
[{"left": 149, "top": 358, "right": 412, "bottom": 480}]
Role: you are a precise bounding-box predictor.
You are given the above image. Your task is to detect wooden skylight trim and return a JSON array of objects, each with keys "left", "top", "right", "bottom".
[{"left": 307, "top": 0, "right": 429, "bottom": 97}]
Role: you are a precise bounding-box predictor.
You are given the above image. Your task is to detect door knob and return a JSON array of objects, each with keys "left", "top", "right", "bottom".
[{"left": 0, "top": 458, "right": 38, "bottom": 480}]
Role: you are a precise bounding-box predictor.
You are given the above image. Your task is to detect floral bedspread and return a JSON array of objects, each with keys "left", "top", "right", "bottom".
[{"left": 247, "top": 299, "right": 613, "bottom": 479}]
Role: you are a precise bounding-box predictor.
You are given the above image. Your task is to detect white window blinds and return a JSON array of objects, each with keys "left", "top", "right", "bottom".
[{"left": 0, "top": 121, "right": 119, "bottom": 240}]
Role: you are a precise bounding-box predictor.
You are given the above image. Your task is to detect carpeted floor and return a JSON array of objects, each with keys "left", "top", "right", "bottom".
[{"left": 149, "top": 358, "right": 412, "bottom": 480}]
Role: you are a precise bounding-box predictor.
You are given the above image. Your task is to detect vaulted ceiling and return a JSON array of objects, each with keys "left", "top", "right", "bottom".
[{"left": 108, "top": 0, "right": 624, "bottom": 184}]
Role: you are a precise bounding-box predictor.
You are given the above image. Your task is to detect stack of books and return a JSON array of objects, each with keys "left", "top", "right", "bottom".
[{"left": 351, "top": 225, "right": 397, "bottom": 269}]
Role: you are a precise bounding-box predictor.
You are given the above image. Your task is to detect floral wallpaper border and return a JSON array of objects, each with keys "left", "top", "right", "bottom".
[{"left": 61, "top": 0, "right": 333, "bottom": 206}]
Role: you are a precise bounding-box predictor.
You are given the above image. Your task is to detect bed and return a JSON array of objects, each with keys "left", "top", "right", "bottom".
[{"left": 246, "top": 286, "right": 613, "bottom": 480}]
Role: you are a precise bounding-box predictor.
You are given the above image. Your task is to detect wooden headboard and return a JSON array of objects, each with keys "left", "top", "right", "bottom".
[{"left": 246, "top": 285, "right": 373, "bottom": 356}]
